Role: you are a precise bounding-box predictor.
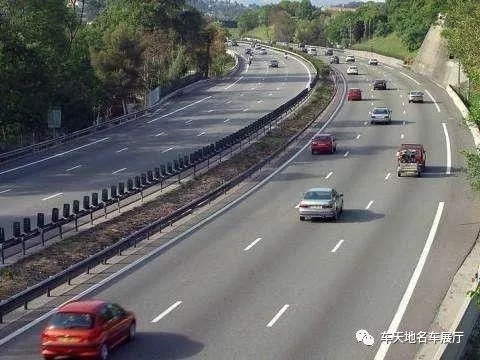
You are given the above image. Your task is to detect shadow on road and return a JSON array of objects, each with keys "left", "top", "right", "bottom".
[
  {"left": 111, "top": 332, "right": 204, "bottom": 360},
  {"left": 309, "top": 209, "right": 385, "bottom": 223}
]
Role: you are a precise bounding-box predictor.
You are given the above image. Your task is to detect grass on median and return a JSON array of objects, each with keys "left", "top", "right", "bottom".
[{"left": 0, "top": 56, "right": 334, "bottom": 301}]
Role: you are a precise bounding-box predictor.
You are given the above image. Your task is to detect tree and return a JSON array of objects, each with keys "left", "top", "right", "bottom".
[
  {"left": 90, "top": 23, "right": 145, "bottom": 114},
  {"left": 271, "top": 10, "right": 296, "bottom": 43},
  {"left": 296, "top": 0, "right": 315, "bottom": 21}
]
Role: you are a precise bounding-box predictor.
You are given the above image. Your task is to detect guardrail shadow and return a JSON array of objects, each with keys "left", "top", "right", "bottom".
[{"left": 112, "top": 332, "right": 204, "bottom": 359}]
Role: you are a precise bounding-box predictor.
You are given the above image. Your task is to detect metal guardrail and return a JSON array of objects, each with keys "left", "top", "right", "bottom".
[
  {"left": 0, "top": 73, "right": 205, "bottom": 164},
  {"left": 0, "top": 52, "right": 323, "bottom": 322}
]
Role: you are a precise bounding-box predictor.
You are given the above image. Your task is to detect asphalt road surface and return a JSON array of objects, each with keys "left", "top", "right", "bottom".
[
  {"left": 0, "top": 51, "right": 478, "bottom": 360},
  {"left": 0, "top": 44, "right": 313, "bottom": 238}
]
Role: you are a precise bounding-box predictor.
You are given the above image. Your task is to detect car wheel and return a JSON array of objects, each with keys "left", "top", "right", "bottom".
[
  {"left": 44, "top": 357, "right": 55, "bottom": 360},
  {"left": 299, "top": 216, "right": 305, "bottom": 221},
  {"left": 397, "top": 171, "right": 401, "bottom": 177},
  {"left": 311, "top": 150, "right": 315, "bottom": 155},
  {"left": 128, "top": 322, "right": 136, "bottom": 341},
  {"left": 98, "top": 343, "right": 109, "bottom": 360},
  {"left": 333, "top": 146, "right": 337, "bottom": 153}
]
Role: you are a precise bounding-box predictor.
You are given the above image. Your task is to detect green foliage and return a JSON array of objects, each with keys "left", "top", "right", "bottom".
[
  {"left": 0, "top": 0, "right": 231, "bottom": 149},
  {"left": 352, "top": 33, "right": 416, "bottom": 61},
  {"left": 462, "top": 149, "right": 480, "bottom": 194}
]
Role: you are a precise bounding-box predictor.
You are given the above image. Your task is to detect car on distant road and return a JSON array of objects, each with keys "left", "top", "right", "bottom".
[
  {"left": 370, "top": 106, "right": 392, "bottom": 124},
  {"left": 325, "top": 48, "right": 334, "bottom": 56},
  {"left": 347, "top": 66, "right": 358, "bottom": 75},
  {"left": 245, "top": 48, "right": 252, "bottom": 55},
  {"left": 269, "top": 59, "right": 279, "bottom": 68},
  {"left": 308, "top": 47, "right": 318, "bottom": 55},
  {"left": 311, "top": 134, "right": 336, "bottom": 154},
  {"left": 408, "top": 91, "right": 424, "bottom": 103},
  {"left": 330, "top": 55, "right": 339, "bottom": 64},
  {"left": 41, "top": 299, "right": 136, "bottom": 360},
  {"left": 347, "top": 88, "right": 362, "bottom": 101},
  {"left": 298, "top": 187, "right": 344, "bottom": 221},
  {"left": 373, "top": 79, "right": 387, "bottom": 90},
  {"left": 258, "top": 47, "right": 267, "bottom": 55},
  {"left": 346, "top": 55, "right": 356, "bottom": 62},
  {"left": 368, "top": 58, "right": 379, "bottom": 65}
]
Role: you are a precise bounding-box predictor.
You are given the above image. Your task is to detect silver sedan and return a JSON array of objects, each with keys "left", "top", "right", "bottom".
[{"left": 298, "top": 187, "right": 344, "bottom": 221}]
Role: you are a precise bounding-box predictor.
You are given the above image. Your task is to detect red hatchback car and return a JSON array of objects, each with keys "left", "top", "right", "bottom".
[
  {"left": 347, "top": 88, "right": 362, "bottom": 101},
  {"left": 311, "top": 134, "right": 336, "bottom": 154},
  {"left": 41, "top": 300, "right": 136, "bottom": 360}
]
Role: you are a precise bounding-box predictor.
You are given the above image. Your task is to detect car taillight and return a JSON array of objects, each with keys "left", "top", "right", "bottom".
[
  {"left": 41, "top": 333, "right": 56, "bottom": 343},
  {"left": 299, "top": 204, "right": 310, "bottom": 208}
]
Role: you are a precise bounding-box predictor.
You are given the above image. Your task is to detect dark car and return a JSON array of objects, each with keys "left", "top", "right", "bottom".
[
  {"left": 330, "top": 55, "right": 339, "bottom": 64},
  {"left": 373, "top": 79, "right": 387, "bottom": 90},
  {"left": 311, "top": 134, "right": 336, "bottom": 154},
  {"left": 245, "top": 48, "right": 252, "bottom": 55},
  {"left": 324, "top": 48, "right": 334, "bottom": 56},
  {"left": 41, "top": 300, "right": 136, "bottom": 360}
]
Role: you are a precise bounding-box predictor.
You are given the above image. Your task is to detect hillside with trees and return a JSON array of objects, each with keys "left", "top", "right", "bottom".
[{"left": 0, "top": 0, "right": 230, "bottom": 150}]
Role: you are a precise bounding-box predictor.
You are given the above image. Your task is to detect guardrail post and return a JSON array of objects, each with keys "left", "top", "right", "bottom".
[
  {"left": 59, "top": 223, "right": 63, "bottom": 240},
  {"left": 22, "top": 236, "right": 26, "bottom": 256},
  {"left": 0, "top": 243, "right": 4, "bottom": 265},
  {"left": 74, "top": 215, "right": 78, "bottom": 232},
  {"left": 41, "top": 228, "right": 45, "bottom": 247},
  {"left": 117, "top": 197, "right": 121, "bottom": 213}
]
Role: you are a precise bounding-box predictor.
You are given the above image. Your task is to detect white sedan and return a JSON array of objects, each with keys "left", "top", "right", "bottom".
[{"left": 346, "top": 66, "right": 358, "bottom": 75}]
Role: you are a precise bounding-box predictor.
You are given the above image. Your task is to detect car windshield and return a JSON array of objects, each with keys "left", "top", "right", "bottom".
[
  {"left": 304, "top": 191, "right": 332, "bottom": 200},
  {"left": 314, "top": 136, "right": 331, "bottom": 142},
  {"left": 373, "top": 108, "right": 389, "bottom": 114},
  {"left": 411, "top": 91, "right": 422, "bottom": 95},
  {"left": 48, "top": 312, "right": 94, "bottom": 329}
]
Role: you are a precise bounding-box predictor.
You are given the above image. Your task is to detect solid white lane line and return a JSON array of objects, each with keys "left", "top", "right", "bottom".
[
  {"left": 197, "top": 131, "right": 206, "bottom": 136},
  {"left": 244, "top": 237, "right": 262, "bottom": 251},
  {"left": 267, "top": 304, "right": 290, "bottom": 328},
  {"left": 325, "top": 171, "right": 333, "bottom": 179},
  {"left": 243, "top": 108, "right": 249, "bottom": 112},
  {"left": 401, "top": 134, "right": 404, "bottom": 139},
  {"left": 385, "top": 173, "right": 391, "bottom": 180},
  {"left": 224, "top": 76, "right": 244, "bottom": 90},
  {"left": 42, "top": 193, "right": 63, "bottom": 201},
  {"left": 0, "top": 137, "right": 109, "bottom": 176},
  {"left": 442, "top": 123, "right": 452, "bottom": 175},
  {"left": 374, "top": 202, "right": 445, "bottom": 360},
  {"left": 384, "top": 64, "right": 394, "bottom": 70},
  {"left": 151, "top": 301, "right": 183, "bottom": 323},
  {"left": 66, "top": 165, "right": 82, "bottom": 172},
  {"left": 162, "top": 147, "right": 174, "bottom": 153},
  {"left": 116, "top": 147, "right": 128, "bottom": 153},
  {"left": 331, "top": 239, "right": 344, "bottom": 253},
  {"left": 356, "top": 134, "right": 361, "bottom": 139},
  {"left": 399, "top": 71, "right": 421, "bottom": 85},
  {"left": 425, "top": 89, "right": 441, "bottom": 112},
  {"left": 365, "top": 200, "right": 374, "bottom": 210},
  {"left": 344, "top": 151, "right": 350, "bottom": 157},
  {"left": 155, "top": 132, "right": 166, "bottom": 137},
  {"left": 224, "top": 118, "right": 230, "bottom": 123},
  {"left": 148, "top": 96, "right": 212, "bottom": 123},
  {"left": 0, "top": 188, "right": 12, "bottom": 194},
  {"left": 112, "top": 168, "right": 127, "bottom": 175}
]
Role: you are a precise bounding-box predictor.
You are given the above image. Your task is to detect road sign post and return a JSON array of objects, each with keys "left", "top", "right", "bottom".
[{"left": 48, "top": 107, "right": 62, "bottom": 138}]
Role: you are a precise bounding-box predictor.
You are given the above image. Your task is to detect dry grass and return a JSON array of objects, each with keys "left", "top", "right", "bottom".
[{"left": 0, "top": 75, "right": 333, "bottom": 301}]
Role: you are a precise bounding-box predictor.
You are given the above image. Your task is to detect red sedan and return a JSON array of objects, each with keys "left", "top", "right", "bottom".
[
  {"left": 41, "top": 299, "right": 136, "bottom": 360},
  {"left": 311, "top": 134, "right": 336, "bottom": 154},
  {"left": 347, "top": 88, "right": 362, "bottom": 101}
]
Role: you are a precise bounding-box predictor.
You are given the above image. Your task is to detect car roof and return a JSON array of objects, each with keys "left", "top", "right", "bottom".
[
  {"left": 409, "top": 90, "right": 423, "bottom": 94},
  {"left": 373, "top": 106, "right": 389, "bottom": 109},
  {"left": 400, "top": 143, "right": 424, "bottom": 149},
  {"left": 58, "top": 300, "right": 107, "bottom": 313},
  {"left": 348, "top": 88, "right": 361, "bottom": 91},
  {"left": 374, "top": 79, "right": 386, "bottom": 82},
  {"left": 306, "top": 187, "right": 333, "bottom": 192},
  {"left": 314, "top": 133, "right": 333, "bottom": 138}
]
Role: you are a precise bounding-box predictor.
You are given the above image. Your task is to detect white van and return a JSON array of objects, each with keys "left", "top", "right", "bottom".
[{"left": 307, "top": 47, "right": 317, "bottom": 55}]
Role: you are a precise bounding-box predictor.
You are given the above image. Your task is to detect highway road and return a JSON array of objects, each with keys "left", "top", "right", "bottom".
[
  {"left": 0, "top": 44, "right": 313, "bottom": 238},
  {"left": 0, "top": 51, "right": 478, "bottom": 360}
]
